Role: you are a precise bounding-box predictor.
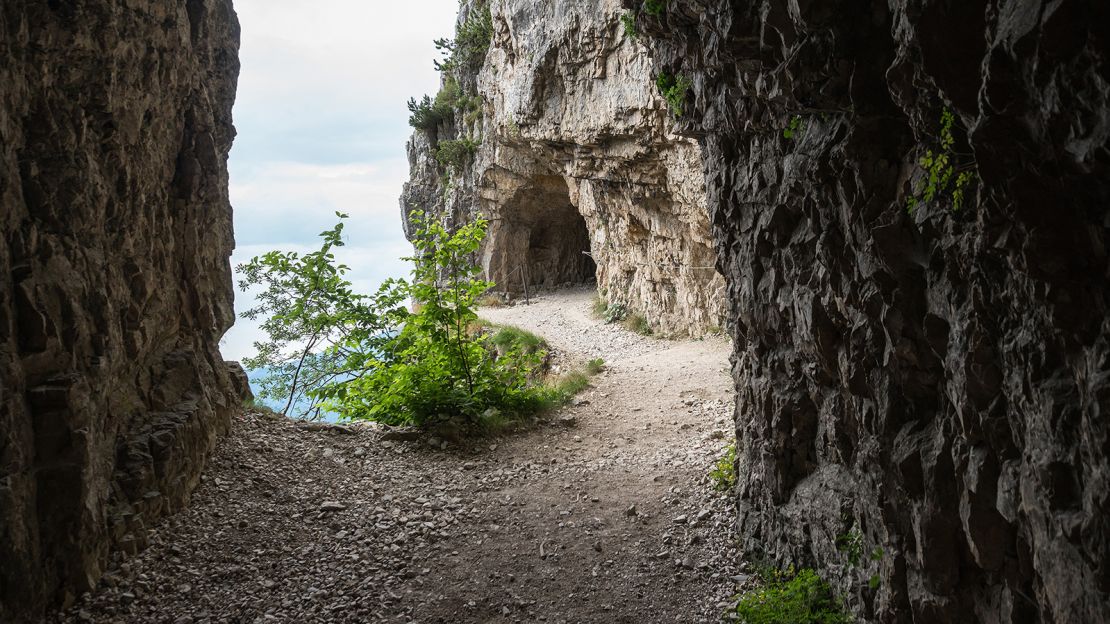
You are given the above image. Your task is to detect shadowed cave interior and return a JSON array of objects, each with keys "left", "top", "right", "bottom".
[{"left": 488, "top": 174, "right": 596, "bottom": 293}]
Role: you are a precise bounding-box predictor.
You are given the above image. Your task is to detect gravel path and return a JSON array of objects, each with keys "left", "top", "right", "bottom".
[{"left": 58, "top": 288, "right": 741, "bottom": 624}]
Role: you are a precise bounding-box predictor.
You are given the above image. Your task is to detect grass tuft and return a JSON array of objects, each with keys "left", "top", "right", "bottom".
[
  {"left": 623, "top": 313, "right": 653, "bottom": 335},
  {"left": 592, "top": 296, "right": 609, "bottom": 318},
  {"left": 489, "top": 325, "right": 547, "bottom": 356},
  {"left": 731, "top": 568, "right": 851, "bottom": 624}
]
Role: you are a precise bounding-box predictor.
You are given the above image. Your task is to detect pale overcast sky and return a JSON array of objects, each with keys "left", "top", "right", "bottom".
[{"left": 220, "top": 0, "right": 460, "bottom": 360}]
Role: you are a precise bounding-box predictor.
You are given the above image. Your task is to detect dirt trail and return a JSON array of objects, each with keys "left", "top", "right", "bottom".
[{"left": 59, "top": 288, "right": 741, "bottom": 624}]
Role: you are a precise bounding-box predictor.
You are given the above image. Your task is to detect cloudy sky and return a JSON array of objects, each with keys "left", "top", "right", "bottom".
[{"left": 220, "top": 0, "right": 460, "bottom": 360}]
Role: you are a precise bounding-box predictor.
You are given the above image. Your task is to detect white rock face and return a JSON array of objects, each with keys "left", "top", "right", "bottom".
[{"left": 402, "top": 0, "right": 725, "bottom": 335}]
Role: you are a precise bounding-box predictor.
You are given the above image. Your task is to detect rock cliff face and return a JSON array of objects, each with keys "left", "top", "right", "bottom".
[
  {"left": 401, "top": 0, "right": 726, "bottom": 336},
  {"left": 0, "top": 1, "right": 244, "bottom": 620},
  {"left": 634, "top": 1, "right": 1109, "bottom": 622}
]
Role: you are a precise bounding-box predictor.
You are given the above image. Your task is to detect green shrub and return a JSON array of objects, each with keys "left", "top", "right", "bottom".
[
  {"left": 783, "top": 115, "right": 804, "bottom": 139},
  {"left": 643, "top": 0, "right": 665, "bottom": 16},
  {"left": 620, "top": 12, "right": 637, "bottom": 38},
  {"left": 656, "top": 72, "right": 692, "bottom": 116},
  {"left": 407, "top": 95, "right": 447, "bottom": 130},
  {"left": 436, "top": 138, "right": 481, "bottom": 168},
  {"left": 603, "top": 302, "right": 628, "bottom": 323},
  {"left": 709, "top": 441, "right": 737, "bottom": 491},
  {"left": 240, "top": 212, "right": 554, "bottom": 428},
  {"left": 732, "top": 568, "right": 851, "bottom": 624},
  {"left": 836, "top": 531, "right": 864, "bottom": 566},
  {"left": 586, "top": 358, "right": 605, "bottom": 375},
  {"left": 407, "top": 78, "right": 465, "bottom": 130}
]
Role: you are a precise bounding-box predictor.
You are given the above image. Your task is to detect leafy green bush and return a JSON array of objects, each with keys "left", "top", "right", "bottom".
[
  {"left": 436, "top": 138, "right": 481, "bottom": 168},
  {"left": 732, "top": 568, "right": 851, "bottom": 624},
  {"left": 586, "top": 358, "right": 605, "bottom": 375},
  {"left": 434, "top": 3, "right": 493, "bottom": 73},
  {"left": 709, "top": 441, "right": 737, "bottom": 491},
  {"left": 240, "top": 212, "right": 555, "bottom": 428},
  {"left": 656, "top": 72, "right": 692, "bottom": 116}
]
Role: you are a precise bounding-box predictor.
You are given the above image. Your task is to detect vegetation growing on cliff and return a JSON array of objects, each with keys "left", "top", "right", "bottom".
[
  {"left": 643, "top": 0, "right": 666, "bottom": 16},
  {"left": 906, "top": 109, "right": 977, "bottom": 213},
  {"left": 656, "top": 71, "right": 692, "bottom": 116},
  {"left": 240, "top": 212, "right": 563, "bottom": 428},
  {"left": 407, "top": 94, "right": 451, "bottom": 130},
  {"left": 709, "top": 441, "right": 737, "bottom": 491},
  {"left": 731, "top": 568, "right": 851, "bottom": 624},
  {"left": 407, "top": 2, "right": 491, "bottom": 132},
  {"left": 434, "top": 2, "right": 493, "bottom": 73},
  {"left": 620, "top": 12, "right": 638, "bottom": 38},
  {"left": 436, "top": 137, "right": 481, "bottom": 168}
]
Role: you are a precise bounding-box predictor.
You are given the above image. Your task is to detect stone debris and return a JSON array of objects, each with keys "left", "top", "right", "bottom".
[{"left": 55, "top": 291, "right": 741, "bottom": 623}]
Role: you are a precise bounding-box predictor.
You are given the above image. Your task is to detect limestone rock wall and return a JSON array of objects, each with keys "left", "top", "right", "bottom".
[
  {"left": 635, "top": 0, "right": 1109, "bottom": 622},
  {"left": 0, "top": 1, "right": 243, "bottom": 620},
  {"left": 401, "top": 0, "right": 726, "bottom": 336}
]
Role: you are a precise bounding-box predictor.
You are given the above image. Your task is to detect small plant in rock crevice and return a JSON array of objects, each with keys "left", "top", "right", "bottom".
[
  {"left": 709, "top": 441, "right": 737, "bottom": 491},
  {"left": 783, "top": 115, "right": 805, "bottom": 140},
  {"left": 643, "top": 0, "right": 665, "bottom": 16},
  {"left": 906, "top": 108, "right": 977, "bottom": 214},
  {"left": 620, "top": 12, "right": 638, "bottom": 38},
  {"left": 731, "top": 567, "right": 852, "bottom": 624},
  {"left": 602, "top": 302, "right": 628, "bottom": 323},
  {"left": 591, "top": 295, "right": 609, "bottom": 318},
  {"left": 836, "top": 530, "right": 864, "bottom": 566},
  {"left": 622, "top": 312, "right": 652, "bottom": 336},
  {"left": 656, "top": 71, "right": 692, "bottom": 117}
]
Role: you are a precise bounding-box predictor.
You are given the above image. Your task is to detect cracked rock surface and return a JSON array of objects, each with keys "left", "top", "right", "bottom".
[
  {"left": 636, "top": 1, "right": 1110, "bottom": 622},
  {"left": 0, "top": 1, "right": 243, "bottom": 620}
]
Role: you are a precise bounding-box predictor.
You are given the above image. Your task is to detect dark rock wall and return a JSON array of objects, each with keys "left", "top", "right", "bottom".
[
  {"left": 0, "top": 1, "right": 242, "bottom": 620},
  {"left": 635, "top": 0, "right": 1109, "bottom": 621}
]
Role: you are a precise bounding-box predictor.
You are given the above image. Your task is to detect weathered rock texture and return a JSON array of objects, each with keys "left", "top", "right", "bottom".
[
  {"left": 635, "top": 0, "right": 1109, "bottom": 621},
  {"left": 0, "top": 2, "right": 243, "bottom": 620},
  {"left": 401, "top": 0, "right": 726, "bottom": 336}
]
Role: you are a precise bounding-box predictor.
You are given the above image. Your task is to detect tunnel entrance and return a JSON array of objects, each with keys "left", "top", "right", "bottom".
[{"left": 489, "top": 175, "right": 596, "bottom": 293}]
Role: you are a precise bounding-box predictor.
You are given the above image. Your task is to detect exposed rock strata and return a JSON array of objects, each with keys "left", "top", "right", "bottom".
[
  {"left": 635, "top": 1, "right": 1109, "bottom": 622},
  {"left": 0, "top": 1, "right": 243, "bottom": 620},
  {"left": 401, "top": 0, "right": 726, "bottom": 336}
]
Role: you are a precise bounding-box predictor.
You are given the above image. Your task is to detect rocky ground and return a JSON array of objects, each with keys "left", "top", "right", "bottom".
[{"left": 57, "top": 288, "right": 744, "bottom": 623}]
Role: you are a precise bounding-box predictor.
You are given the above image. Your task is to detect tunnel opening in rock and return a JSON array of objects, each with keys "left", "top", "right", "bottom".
[{"left": 489, "top": 174, "right": 596, "bottom": 293}]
